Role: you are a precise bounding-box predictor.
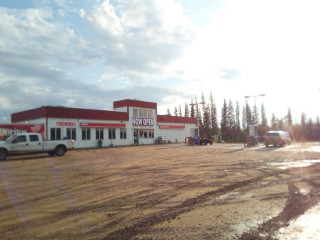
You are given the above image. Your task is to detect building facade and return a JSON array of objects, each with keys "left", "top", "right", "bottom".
[{"left": 10, "top": 99, "right": 198, "bottom": 149}]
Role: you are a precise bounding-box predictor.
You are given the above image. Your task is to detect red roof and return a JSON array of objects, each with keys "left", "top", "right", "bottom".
[
  {"left": 113, "top": 99, "right": 157, "bottom": 110},
  {"left": 157, "top": 115, "right": 197, "bottom": 124},
  {"left": 11, "top": 106, "right": 129, "bottom": 123}
]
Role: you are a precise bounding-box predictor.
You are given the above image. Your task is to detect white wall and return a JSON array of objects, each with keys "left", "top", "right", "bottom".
[{"left": 154, "top": 124, "right": 196, "bottom": 143}]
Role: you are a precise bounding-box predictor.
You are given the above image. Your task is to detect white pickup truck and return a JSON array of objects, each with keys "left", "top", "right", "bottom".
[{"left": 0, "top": 133, "right": 74, "bottom": 160}]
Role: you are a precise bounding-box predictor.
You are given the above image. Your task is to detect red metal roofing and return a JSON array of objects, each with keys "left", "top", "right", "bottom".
[
  {"left": 11, "top": 106, "right": 129, "bottom": 122},
  {"left": 157, "top": 115, "right": 197, "bottom": 124},
  {"left": 113, "top": 99, "right": 157, "bottom": 110}
]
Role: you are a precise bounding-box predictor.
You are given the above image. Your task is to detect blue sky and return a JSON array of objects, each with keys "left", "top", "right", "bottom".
[{"left": 0, "top": 0, "right": 320, "bottom": 124}]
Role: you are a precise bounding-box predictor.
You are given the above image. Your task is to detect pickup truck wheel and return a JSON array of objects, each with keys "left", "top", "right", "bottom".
[
  {"left": 0, "top": 149, "right": 8, "bottom": 161},
  {"left": 55, "top": 146, "right": 66, "bottom": 156}
]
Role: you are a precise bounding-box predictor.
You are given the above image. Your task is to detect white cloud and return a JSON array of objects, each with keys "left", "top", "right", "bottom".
[
  {"left": 82, "top": 0, "right": 194, "bottom": 74},
  {"left": 163, "top": 0, "right": 320, "bottom": 120},
  {"left": 85, "top": 0, "right": 123, "bottom": 36}
]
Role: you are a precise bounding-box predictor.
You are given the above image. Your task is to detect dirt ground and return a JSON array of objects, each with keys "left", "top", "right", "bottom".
[{"left": 1, "top": 142, "right": 320, "bottom": 240}]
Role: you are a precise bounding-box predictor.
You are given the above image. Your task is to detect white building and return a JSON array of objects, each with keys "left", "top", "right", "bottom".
[{"left": 11, "top": 99, "right": 198, "bottom": 149}]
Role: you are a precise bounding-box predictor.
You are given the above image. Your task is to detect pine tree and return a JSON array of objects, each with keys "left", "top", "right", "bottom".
[
  {"left": 201, "top": 93, "right": 210, "bottom": 135},
  {"left": 242, "top": 105, "right": 247, "bottom": 131},
  {"left": 174, "top": 106, "right": 178, "bottom": 116},
  {"left": 245, "top": 101, "right": 252, "bottom": 131},
  {"left": 209, "top": 92, "right": 218, "bottom": 136},
  {"left": 271, "top": 113, "right": 278, "bottom": 130},
  {"left": 258, "top": 103, "right": 268, "bottom": 137},
  {"left": 307, "top": 118, "right": 314, "bottom": 140},
  {"left": 184, "top": 103, "right": 189, "bottom": 117},
  {"left": 227, "top": 100, "right": 235, "bottom": 142},
  {"left": 316, "top": 117, "right": 320, "bottom": 141},
  {"left": 221, "top": 99, "right": 228, "bottom": 142},
  {"left": 167, "top": 109, "right": 171, "bottom": 116},
  {"left": 252, "top": 104, "right": 259, "bottom": 125},
  {"left": 235, "top": 101, "right": 241, "bottom": 142},
  {"left": 287, "top": 108, "right": 293, "bottom": 127},
  {"left": 301, "top": 112, "right": 307, "bottom": 139},
  {"left": 203, "top": 104, "right": 210, "bottom": 136},
  {"left": 178, "top": 105, "right": 182, "bottom": 117},
  {"left": 190, "top": 99, "right": 195, "bottom": 118},
  {"left": 261, "top": 103, "right": 268, "bottom": 127}
]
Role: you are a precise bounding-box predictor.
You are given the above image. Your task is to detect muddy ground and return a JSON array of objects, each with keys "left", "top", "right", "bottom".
[{"left": 1, "top": 142, "right": 320, "bottom": 240}]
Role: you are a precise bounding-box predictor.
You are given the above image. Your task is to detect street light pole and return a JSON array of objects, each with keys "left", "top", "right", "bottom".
[
  {"left": 244, "top": 94, "right": 266, "bottom": 124},
  {"left": 244, "top": 94, "right": 266, "bottom": 145}
]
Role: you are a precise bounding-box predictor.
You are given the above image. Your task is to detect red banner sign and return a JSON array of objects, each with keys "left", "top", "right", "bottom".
[{"left": 57, "top": 122, "right": 76, "bottom": 127}]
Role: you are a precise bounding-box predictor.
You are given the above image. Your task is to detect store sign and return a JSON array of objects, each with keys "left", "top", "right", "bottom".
[
  {"left": 57, "top": 122, "right": 76, "bottom": 127},
  {"left": 132, "top": 117, "right": 154, "bottom": 126}
]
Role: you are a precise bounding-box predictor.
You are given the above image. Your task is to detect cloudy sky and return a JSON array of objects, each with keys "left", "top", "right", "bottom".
[{"left": 1, "top": 0, "right": 320, "bottom": 124}]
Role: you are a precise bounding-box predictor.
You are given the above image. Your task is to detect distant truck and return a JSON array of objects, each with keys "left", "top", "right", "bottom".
[
  {"left": 0, "top": 133, "right": 74, "bottom": 160},
  {"left": 199, "top": 136, "right": 213, "bottom": 145}
]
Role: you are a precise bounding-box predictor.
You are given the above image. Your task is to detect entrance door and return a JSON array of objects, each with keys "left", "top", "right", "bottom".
[{"left": 134, "top": 129, "right": 139, "bottom": 145}]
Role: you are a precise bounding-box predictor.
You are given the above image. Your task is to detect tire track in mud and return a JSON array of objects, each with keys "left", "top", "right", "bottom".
[
  {"left": 239, "top": 167, "right": 320, "bottom": 240},
  {"left": 105, "top": 161, "right": 320, "bottom": 240},
  {"left": 104, "top": 173, "right": 276, "bottom": 240}
]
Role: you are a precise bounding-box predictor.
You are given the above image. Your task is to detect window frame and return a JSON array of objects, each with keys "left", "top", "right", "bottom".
[
  {"left": 120, "top": 128, "right": 127, "bottom": 139},
  {"left": 108, "top": 128, "right": 116, "bottom": 140},
  {"left": 96, "top": 128, "right": 104, "bottom": 140},
  {"left": 67, "top": 128, "right": 76, "bottom": 140},
  {"left": 29, "top": 134, "right": 39, "bottom": 142},
  {"left": 82, "top": 128, "right": 91, "bottom": 141},
  {"left": 51, "top": 128, "right": 61, "bottom": 140}
]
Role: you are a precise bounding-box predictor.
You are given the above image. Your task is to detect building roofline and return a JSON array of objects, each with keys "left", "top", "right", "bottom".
[
  {"left": 11, "top": 106, "right": 129, "bottom": 122},
  {"left": 113, "top": 99, "right": 157, "bottom": 110}
]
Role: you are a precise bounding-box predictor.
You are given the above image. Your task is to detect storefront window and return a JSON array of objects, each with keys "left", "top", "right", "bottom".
[
  {"left": 51, "top": 128, "right": 61, "bottom": 140},
  {"left": 96, "top": 128, "right": 104, "bottom": 140},
  {"left": 120, "top": 128, "right": 127, "bottom": 139},
  {"left": 133, "top": 109, "right": 138, "bottom": 117},
  {"left": 108, "top": 128, "right": 116, "bottom": 139},
  {"left": 139, "top": 129, "right": 154, "bottom": 139},
  {"left": 139, "top": 109, "right": 147, "bottom": 118},
  {"left": 149, "top": 131, "right": 154, "bottom": 138},
  {"left": 82, "top": 128, "right": 90, "bottom": 140},
  {"left": 67, "top": 128, "right": 76, "bottom": 140}
]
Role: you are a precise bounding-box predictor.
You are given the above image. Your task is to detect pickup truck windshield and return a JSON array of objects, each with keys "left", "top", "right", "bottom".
[{"left": 5, "top": 135, "right": 16, "bottom": 143}]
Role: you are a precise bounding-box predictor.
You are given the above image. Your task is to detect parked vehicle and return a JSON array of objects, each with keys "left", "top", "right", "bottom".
[
  {"left": 0, "top": 133, "right": 74, "bottom": 160},
  {"left": 264, "top": 131, "right": 291, "bottom": 147},
  {"left": 199, "top": 136, "right": 213, "bottom": 145}
]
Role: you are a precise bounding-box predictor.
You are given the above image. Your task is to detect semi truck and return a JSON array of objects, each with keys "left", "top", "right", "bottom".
[{"left": 0, "top": 133, "right": 74, "bottom": 160}]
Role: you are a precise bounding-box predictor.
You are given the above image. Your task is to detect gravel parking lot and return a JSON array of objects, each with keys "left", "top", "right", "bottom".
[{"left": 1, "top": 142, "right": 320, "bottom": 239}]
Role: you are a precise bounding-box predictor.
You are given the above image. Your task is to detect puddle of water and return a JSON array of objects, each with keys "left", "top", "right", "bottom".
[
  {"left": 213, "top": 191, "right": 239, "bottom": 202},
  {"left": 267, "top": 160, "right": 320, "bottom": 170},
  {"left": 287, "top": 145, "right": 320, "bottom": 153},
  {"left": 307, "top": 146, "right": 320, "bottom": 153},
  {"left": 299, "top": 188, "right": 310, "bottom": 195},
  {"left": 275, "top": 203, "right": 320, "bottom": 239}
]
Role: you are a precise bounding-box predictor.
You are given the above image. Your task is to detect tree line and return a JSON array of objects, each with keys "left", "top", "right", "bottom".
[{"left": 168, "top": 92, "right": 320, "bottom": 143}]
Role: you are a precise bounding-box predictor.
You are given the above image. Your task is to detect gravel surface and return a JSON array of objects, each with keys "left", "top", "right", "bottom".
[{"left": 1, "top": 142, "right": 320, "bottom": 239}]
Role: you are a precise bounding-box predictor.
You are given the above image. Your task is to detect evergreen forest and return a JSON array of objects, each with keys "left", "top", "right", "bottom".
[{"left": 169, "top": 92, "right": 320, "bottom": 143}]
